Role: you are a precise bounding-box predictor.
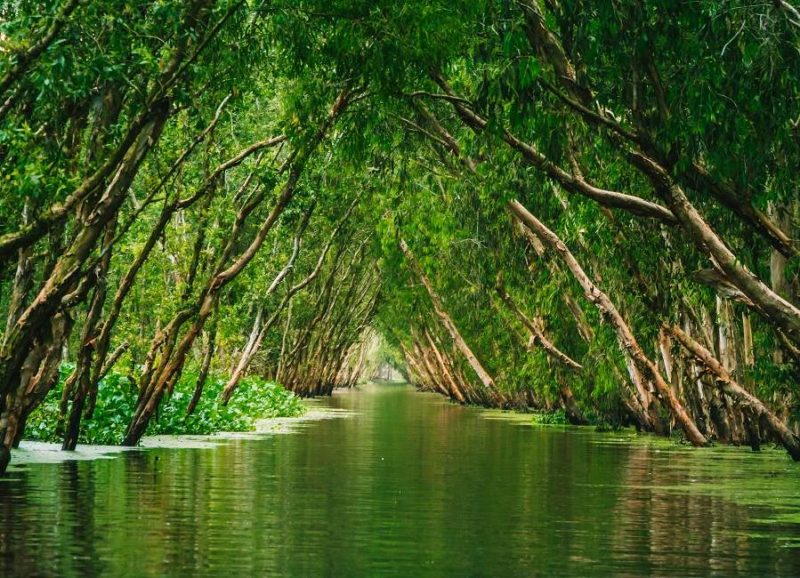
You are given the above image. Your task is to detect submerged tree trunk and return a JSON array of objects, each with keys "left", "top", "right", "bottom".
[
  {"left": 220, "top": 198, "right": 355, "bottom": 403},
  {"left": 186, "top": 308, "right": 219, "bottom": 416},
  {"left": 666, "top": 324, "right": 800, "bottom": 461},
  {"left": 62, "top": 218, "right": 117, "bottom": 451},
  {"left": 424, "top": 329, "right": 466, "bottom": 403}
]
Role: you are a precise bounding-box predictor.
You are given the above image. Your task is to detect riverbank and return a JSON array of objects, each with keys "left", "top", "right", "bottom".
[
  {"left": 23, "top": 367, "right": 305, "bottom": 447},
  {"left": 10, "top": 400, "right": 354, "bottom": 469},
  {"left": 478, "top": 405, "right": 797, "bottom": 456}
]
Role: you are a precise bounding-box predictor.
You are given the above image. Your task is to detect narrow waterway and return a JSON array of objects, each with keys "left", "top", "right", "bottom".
[{"left": 1, "top": 383, "right": 799, "bottom": 577}]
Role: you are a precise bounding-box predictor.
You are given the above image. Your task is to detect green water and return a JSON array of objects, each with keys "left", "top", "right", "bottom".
[{"left": 1, "top": 383, "right": 799, "bottom": 577}]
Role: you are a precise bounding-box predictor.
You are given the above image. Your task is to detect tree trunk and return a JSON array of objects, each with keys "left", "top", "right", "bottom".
[
  {"left": 400, "top": 238, "right": 499, "bottom": 395},
  {"left": 667, "top": 324, "right": 800, "bottom": 461},
  {"left": 186, "top": 309, "right": 218, "bottom": 416},
  {"left": 508, "top": 199, "right": 708, "bottom": 447}
]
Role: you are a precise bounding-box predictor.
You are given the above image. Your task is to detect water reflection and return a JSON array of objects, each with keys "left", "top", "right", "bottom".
[{"left": 1, "top": 384, "right": 798, "bottom": 577}]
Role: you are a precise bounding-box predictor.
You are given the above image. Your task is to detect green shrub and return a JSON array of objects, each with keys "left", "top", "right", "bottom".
[
  {"left": 24, "top": 368, "right": 305, "bottom": 445},
  {"left": 530, "top": 409, "right": 567, "bottom": 425}
]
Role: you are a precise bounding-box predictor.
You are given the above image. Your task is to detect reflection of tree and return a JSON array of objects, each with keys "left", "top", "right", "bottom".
[
  {"left": 611, "top": 444, "right": 797, "bottom": 576},
  {"left": 0, "top": 469, "right": 34, "bottom": 576},
  {"left": 59, "top": 460, "right": 103, "bottom": 577},
  {"left": 2, "top": 391, "right": 799, "bottom": 576},
  {"left": 0, "top": 461, "right": 104, "bottom": 577}
]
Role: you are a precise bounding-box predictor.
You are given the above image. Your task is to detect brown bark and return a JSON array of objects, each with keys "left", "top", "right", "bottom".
[
  {"left": 283, "top": 242, "right": 376, "bottom": 395},
  {"left": 556, "top": 379, "right": 589, "bottom": 426},
  {"left": 1, "top": 312, "right": 71, "bottom": 452},
  {"left": 518, "top": 0, "right": 592, "bottom": 107},
  {"left": 630, "top": 153, "right": 800, "bottom": 344},
  {"left": 516, "top": 2, "right": 800, "bottom": 348},
  {"left": 415, "top": 95, "right": 664, "bottom": 424},
  {"left": 186, "top": 306, "right": 218, "bottom": 416},
  {"left": 682, "top": 165, "right": 797, "bottom": 259},
  {"left": 495, "top": 282, "right": 588, "bottom": 424},
  {"left": 220, "top": 198, "right": 356, "bottom": 402},
  {"left": 424, "top": 329, "right": 466, "bottom": 403},
  {"left": 428, "top": 74, "right": 676, "bottom": 223},
  {"left": 400, "top": 343, "right": 426, "bottom": 386},
  {"left": 415, "top": 336, "right": 449, "bottom": 397},
  {"left": 518, "top": 1, "right": 796, "bottom": 259},
  {"left": 495, "top": 282, "right": 582, "bottom": 372},
  {"left": 0, "top": 0, "right": 219, "bottom": 263},
  {"left": 62, "top": 218, "right": 118, "bottom": 451},
  {"left": 0, "top": 107, "right": 169, "bottom": 402},
  {"left": 219, "top": 205, "right": 313, "bottom": 401},
  {"left": 516, "top": 217, "right": 656, "bottom": 428},
  {"left": 83, "top": 98, "right": 242, "bottom": 394},
  {"left": 280, "top": 240, "right": 358, "bottom": 391}
]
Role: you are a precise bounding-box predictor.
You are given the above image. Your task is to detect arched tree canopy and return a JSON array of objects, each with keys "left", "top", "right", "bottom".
[{"left": 1, "top": 0, "right": 800, "bottom": 468}]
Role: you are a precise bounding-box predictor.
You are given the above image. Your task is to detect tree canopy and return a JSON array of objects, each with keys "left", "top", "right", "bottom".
[{"left": 1, "top": 0, "right": 800, "bottom": 472}]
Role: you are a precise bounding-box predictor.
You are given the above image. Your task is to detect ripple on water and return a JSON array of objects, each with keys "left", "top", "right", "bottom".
[{"left": 0, "top": 386, "right": 798, "bottom": 577}]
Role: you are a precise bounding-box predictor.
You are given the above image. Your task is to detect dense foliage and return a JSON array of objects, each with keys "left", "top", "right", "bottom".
[
  {"left": 1, "top": 0, "right": 800, "bottom": 473},
  {"left": 25, "top": 366, "right": 304, "bottom": 445}
]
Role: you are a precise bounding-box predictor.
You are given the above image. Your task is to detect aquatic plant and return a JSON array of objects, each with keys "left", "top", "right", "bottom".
[{"left": 24, "top": 368, "right": 304, "bottom": 446}]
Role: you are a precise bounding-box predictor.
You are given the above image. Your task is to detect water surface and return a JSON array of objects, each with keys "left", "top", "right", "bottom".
[{"left": 1, "top": 383, "right": 799, "bottom": 577}]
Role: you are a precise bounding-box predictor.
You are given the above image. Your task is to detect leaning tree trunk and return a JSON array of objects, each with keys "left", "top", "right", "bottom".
[
  {"left": 186, "top": 306, "right": 219, "bottom": 416},
  {"left": 495, "top": 282, "right": 588, "bottom": 424},
  {"left": 400, "top": 238, "right": 500, "bottom": 396},
  {"left": 508, "top": 199, "right": 708, "bottom": 447},
  {"left": 666, "top": 324, "right": 800, "bottom": 461},
  {"left": 424, "top": 329, "right": 466, "bottom": 403},
  {"left": 62, "top": 218, "right": 117, "bottom": 451},
  {"left": 122, "top": 88, "right": 353, "bottom": 446}
]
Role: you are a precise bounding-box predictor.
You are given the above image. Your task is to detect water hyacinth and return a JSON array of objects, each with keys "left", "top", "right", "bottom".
[{"left": 25, "top": 366, "right": 304, "bottom": 446}]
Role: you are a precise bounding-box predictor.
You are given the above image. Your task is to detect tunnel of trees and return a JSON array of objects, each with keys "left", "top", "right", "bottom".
[{"left": 1, "top": 0, "right": 800, "bottom": 475}]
